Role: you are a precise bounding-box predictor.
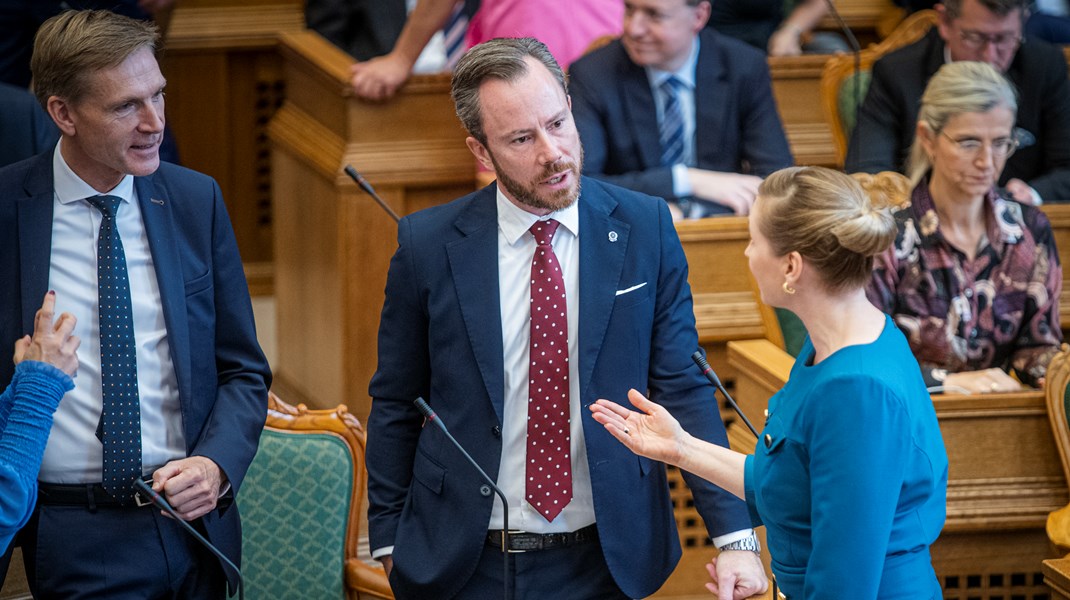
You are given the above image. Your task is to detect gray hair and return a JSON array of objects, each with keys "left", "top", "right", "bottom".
[{"left": 940, "top": 0, "right": 1029, "bottom": 20}]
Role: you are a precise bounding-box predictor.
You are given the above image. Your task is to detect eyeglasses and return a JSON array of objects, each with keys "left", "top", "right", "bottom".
[
  {"left": 939, "top": 130, "right": 1019, "bottom": 159},
  {"left": 956, "top": 29, "right": 1023, "bottom": 51}
]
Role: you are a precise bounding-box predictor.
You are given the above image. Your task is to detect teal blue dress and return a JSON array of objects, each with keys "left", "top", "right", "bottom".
[{"left": 744, "top": 315, "right": 948, "bottom": 599}]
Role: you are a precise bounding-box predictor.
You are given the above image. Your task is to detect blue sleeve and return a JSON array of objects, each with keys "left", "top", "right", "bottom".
[
  {"left": 0, "top": 361, "right": 73, "bottom": 547},
  {"left": 803, "top": 374, "right": 908, "bottom": 598},
  {"left": 647, "top": 201, "right": 751, "bottom": 536}
]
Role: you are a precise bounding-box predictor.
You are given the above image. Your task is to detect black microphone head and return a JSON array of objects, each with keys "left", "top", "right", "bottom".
[
  {"left": 413, "top": 397, "right": 434, "bottom": 418},
  {"left": 691, "top": 350, "right": 707, "bottom": 367},
  {"left": 343, "top": 164, "right": 359, "bottom": 180},
  {"left": 691, "top": 350, "right": 724, "bottom": 388}
]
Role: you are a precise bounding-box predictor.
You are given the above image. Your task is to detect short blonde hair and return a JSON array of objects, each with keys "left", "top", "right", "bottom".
[
  {"left": 757, "top": 166, "right": 897, "bottom": 292},
  {"left": 31, "top": 9, "right": 159, "bottom": 108},
  {"left": 907, "top": 61, "right": 1018, "bottom": 185}
]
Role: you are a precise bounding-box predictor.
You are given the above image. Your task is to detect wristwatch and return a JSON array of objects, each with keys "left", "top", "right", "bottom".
[{"left": 718, "top": 533, "right": 761, "bottom": 553}]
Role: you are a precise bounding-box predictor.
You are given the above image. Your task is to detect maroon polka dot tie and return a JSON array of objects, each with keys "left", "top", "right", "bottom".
[{"left": 526, "top": 219, "right": 572, "bottom": 522}]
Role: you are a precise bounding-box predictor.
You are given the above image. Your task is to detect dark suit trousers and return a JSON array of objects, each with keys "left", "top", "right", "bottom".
[
  {"left": 439, "top": 536, "right": 631, "bottom": 600},
  {"left": 20, "top": 503, "right": 225, "bottom": 599}
]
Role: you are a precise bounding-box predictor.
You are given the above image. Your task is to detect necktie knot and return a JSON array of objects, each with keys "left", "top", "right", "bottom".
[
  {"left": 87, "top": 195, "right": 122, "bottom": 220},
  {"left": 530, "top": 219, "right": 560, "bottom": 247},
  {"left": 660, "top": 75, "right": 682, "bottom": 97}
]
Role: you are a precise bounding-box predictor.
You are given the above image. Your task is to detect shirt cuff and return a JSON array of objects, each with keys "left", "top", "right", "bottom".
[
  {"left": 671, "top": 163, "right": 692, "bottom": 198},
  {"left": 712, "top": 528, "right": 755, "bottom": 549},
  {"left": 1029, "top": 186, "right": 1043, "bottom": 206},
  {"left": 371, "top": 545, "right": 395, "bottom": 560}
]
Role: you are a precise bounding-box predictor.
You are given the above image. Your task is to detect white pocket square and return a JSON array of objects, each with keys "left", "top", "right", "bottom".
[{"left": 615, "top": 282, "right": 648, "bottom": 296}]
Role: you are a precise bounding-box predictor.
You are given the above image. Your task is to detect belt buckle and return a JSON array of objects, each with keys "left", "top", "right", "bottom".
[{"left": 502, "top": 530, "right": 526, "bottom": 553}]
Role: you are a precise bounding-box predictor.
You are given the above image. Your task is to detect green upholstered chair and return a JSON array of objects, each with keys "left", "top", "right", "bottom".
[
  {"left": 820, "top": 10, "right": 938, "bottom": 167},
  {"left": 1045, "top": 346, "right": 1070, "bottom": 553},
  {"left": 235, "top": 393, "right": 393, "bottom": 600}
]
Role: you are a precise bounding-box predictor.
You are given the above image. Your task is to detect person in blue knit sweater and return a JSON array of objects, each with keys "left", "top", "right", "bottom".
[{"left": 0, "top": 291, "right": 78, "bottom": 549}]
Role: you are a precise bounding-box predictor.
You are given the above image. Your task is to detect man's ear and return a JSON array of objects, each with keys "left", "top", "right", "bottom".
[
  {"left": 46, "top": 96, "right": 76, "bottom": 137},
  {"left": 466, "top": 136, "right": 494, "bottom": 172}
]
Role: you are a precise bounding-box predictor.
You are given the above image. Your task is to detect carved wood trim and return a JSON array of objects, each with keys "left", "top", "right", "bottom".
[{"left": 165, "top": 5, "right": 306, "bottom": 51}]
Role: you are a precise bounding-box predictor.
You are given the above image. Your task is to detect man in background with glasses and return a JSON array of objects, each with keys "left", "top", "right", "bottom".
[{"left": 846, "top": 0, "right": 1070, "bottom": 204}]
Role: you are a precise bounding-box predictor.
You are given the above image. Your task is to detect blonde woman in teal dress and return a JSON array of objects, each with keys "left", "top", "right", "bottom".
[{"left": 591, "top": 166, "right": 948, "bottom": 599}]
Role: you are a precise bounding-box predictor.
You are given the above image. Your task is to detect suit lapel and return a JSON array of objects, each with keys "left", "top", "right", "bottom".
[
  {"left": 447, "top": 188, "right": 506, "bottom": 423},
  {"left": 694, "top": 33, "right": 728, "bottom": 167},
  {"left": 577, "top": 182, "right": 629, "bottom": 401},
  {"left": 135, "top": 174, "right": 193, "bottom": 421},
  {"left": 620, "top": 57, "right": 663, "bottom": 170},
  {"left": 17, "top": 156, "right": 57, "bottom": 333}
]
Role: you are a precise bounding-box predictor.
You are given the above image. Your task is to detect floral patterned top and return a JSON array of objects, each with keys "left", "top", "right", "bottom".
[{"left": 866, "top": 180, "right": 1062, "bottom": 387}]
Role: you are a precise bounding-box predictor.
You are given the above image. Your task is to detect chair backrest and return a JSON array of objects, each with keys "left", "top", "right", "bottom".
[
  {"left": 1044, "top": 345, "right": 1070, "bottom": 551},
  {"left": 237, "top": 393, "right": 391, "bottom": 600},
  {"left": 820, "top": 9, "right": 939, "bottom": 166},
  {"left": 753, "top": 171, "right": 911, "bottom": 356}
]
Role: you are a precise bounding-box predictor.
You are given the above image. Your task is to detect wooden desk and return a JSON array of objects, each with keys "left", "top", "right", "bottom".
[
  {"left": 1046, "top": 555, "right": 1070, "bottom": 599},
  {"left": 769, "top": 55, "right": 839, "bottom": 169}
]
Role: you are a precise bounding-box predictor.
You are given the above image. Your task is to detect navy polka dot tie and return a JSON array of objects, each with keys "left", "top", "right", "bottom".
[
  {"left": 87, "top": 195, "right": 142, "bottom": 504},
  {"left": 526, "top": 219, "right": 572, "bottom": 522}
]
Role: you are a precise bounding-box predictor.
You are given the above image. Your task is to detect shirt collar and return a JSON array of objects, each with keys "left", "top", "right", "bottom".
[
  {"left": 646, "top": 35, "right": 700, "bottom": 91},
  {"left": 53, "top": 140, "right": 135, "bottom": 206},
  {"left": 910, "top": 177, "right": 1024, "bottom": 254},
  {"left": 495, "top": 184, "right": 580, "bottom": 246}
]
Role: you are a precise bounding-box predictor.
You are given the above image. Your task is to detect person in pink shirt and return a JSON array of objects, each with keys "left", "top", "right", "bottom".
[{"left": 350, "top": 0, "right": 622, "bottom": 101}]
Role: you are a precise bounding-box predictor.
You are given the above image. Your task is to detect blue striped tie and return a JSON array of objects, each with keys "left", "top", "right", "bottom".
[
  {"left": 659, "top": 76, "right": 686, "bottom": 167},
  {"left": 444, "top": 1, "right": 469, "bottom": 69},
  {"left": 87, "top": 195, "right": 142, "bottom": 505}
]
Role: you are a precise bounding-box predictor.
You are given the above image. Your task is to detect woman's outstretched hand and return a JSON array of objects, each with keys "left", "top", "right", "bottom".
[{"left": 590, "top": 389, "right": 689, "bottom": 466}]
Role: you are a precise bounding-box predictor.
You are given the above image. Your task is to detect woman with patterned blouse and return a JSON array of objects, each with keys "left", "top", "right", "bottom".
[{"left": 866, "top": 61, "right": 1062, "bottom": 393}]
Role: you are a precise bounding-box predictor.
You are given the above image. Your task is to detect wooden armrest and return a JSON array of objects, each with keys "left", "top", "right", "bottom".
[{"left": 345, "top": 559, "right": 393, "bottom": 599}]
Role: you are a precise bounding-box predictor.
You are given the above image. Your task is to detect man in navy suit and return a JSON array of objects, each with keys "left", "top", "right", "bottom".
[
  {"left": 569, "top": 0, "right": 793, "bottom": 218},
  {"left": 366, "top": 37, "right": 766, "bottom": 600},
  {"left": 0, "top": 10, "right": 269, "bottom": 598}
]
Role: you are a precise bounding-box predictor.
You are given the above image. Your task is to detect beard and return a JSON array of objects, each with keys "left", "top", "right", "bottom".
[{"left": 490, "top": 147, "right": 584, "bottom": 213}]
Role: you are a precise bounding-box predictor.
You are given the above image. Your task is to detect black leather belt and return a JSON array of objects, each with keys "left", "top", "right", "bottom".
[
  {"left": 37, "top": 481, "right": 153, "bottom": 508},
  {"left": 485, "top": 524, "right": 598, "bottom": 553}
]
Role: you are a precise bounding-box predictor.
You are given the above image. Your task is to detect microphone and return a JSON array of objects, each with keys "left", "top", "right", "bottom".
[
  {"left": 133, "top": 479, "right": 244, "bottom": 600},
  {"left": 690, "top": 352, "right": 776, "bottom": 596},
  {"left": 344, "top": 165, "right": 401, "bottom": 223},
  {"left": 822, "top": 0, "right": 863, "bottom": 145},
  {"left": 691, "top": 351, "right": 759, "bottom": 438},
  {"left": 412, "top": 398, "right": 512, "bottom": 600}
]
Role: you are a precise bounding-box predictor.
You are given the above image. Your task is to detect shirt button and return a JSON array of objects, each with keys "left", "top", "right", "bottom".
[
  {"left": 480, "top": 484, "right": 492, "bottom": 497},
  {"left": 764, "top": 434, "right": 773, "bottom": 448},
  {"left": 964, "top": 288, "right": 973, "bottom": 298}
]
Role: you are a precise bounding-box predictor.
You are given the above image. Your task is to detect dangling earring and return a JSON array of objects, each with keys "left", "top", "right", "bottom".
[{"left": 782, "top": 281, "right": 796, "bottom": 295}]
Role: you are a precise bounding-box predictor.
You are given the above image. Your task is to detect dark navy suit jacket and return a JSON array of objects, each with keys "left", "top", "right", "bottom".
[
  {"left": 366, "top": 177, "right": 750, "bottom": 599},
  {"left": 0, "top": 151, "right": 271, "bottom": 589},
  {"left": 0, "top": 83, "right": 58, "bottom": 169},
  {"left": 568, "top": 30, "right": 793, "bottom": 203}
]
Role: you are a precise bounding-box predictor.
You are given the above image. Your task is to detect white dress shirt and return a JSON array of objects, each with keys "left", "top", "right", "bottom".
[
  {"left": 490, "top": 189, "right": 595, "bottom": 533},
  {"left": 39, "top": 142, "right": 185, "bottom": 483}
]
